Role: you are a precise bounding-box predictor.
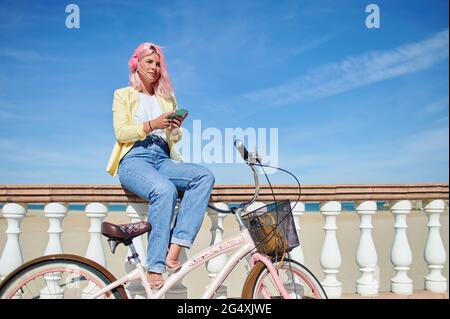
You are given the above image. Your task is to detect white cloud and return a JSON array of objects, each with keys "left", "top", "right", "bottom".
[
  {"left": 401, "top": 127, "right": 449, "bottom": 152},
  {"left": 243, "top": 29, "right": 449, "bottom": 106},
  {"left": 278, "top": 126, "right": 449, "bottom": 183},
  {"left": 0, "top": 48, "right": 44, "bottom": 62},
  {"left": 0, "top": 47, "right": 68, "bottom": 63},
  {"left": 286, "top": 36, "right": 329, "bottom": 57},
  {"left": 0, "top": 136, "right": 117, "bottom": 183},
  {"left": 425, "top": 97, "right": 449, "bottom": 114},
  {"left": 0, "top": 138, "right": 109, "bottom": 170}
]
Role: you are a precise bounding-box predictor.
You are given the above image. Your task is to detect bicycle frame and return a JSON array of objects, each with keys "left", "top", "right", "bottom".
[
  {"left": 91, "top": 227, "right": 291, "bottom": 299},
  {"left": 92, "top": 141, "right": 294, "bottom": 299}
]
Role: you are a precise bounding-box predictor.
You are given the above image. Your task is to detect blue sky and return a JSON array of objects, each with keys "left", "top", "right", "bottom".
[{"left": 0, "top": 0, "right": 448, "bottom": 185}]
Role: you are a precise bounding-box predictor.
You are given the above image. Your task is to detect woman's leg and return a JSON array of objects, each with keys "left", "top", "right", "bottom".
[
  {"left": 118, "top": 158, "right": 178, "bottom": 274},
  {"left": 157, "top": 160, "right": 215, "bottom": 252}
]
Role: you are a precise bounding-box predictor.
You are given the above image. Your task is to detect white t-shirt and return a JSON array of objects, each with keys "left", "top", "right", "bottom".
[{"left": 134, "top": 93, "right": 166, "bottom": 140}]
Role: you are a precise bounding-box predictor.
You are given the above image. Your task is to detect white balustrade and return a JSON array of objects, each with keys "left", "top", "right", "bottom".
[
  {"left": 243, "top": 202, "right": 266, "bottom": 272},
  {"left": 84, "top": 202, "right": 108, "bottom": 267},
  {"left": 40, "top": 202, "right": 68, "bottom": 299},
  {"left": 246, "top": 201, "right": 266, "bottom": 213},
  {"left": 166, "top": 248, "right": 188, "bottom": 299},
  {"left": 423, "top": 199, "right": 447, "bottom": 293},
  {"left": 355, "top": 201, "right": 378, "bottom": 296},
  {"left": 0, "top": 194, "right": 448, "bottom": 298},
  {"left": 0, "top": 203, "right": 27, "bottom": 280},
  {"left": 206, "top": 202, "right": 229, "bottom": 298},
  {"left": 390, "top": 200, "right": 413, "bottom": 295},
  {"left": 290, "top": 201, "right": 305, "bottom": 264},
  {"left": 320, "top": 201, "right": 342, "bottom": 299},
  {"left": 166, "top": 200, "right": 188, "bottom": 299},
  {"left": 43, "top": 202, "right": 68, "bottom": 255},
  {"left": 82, "top": 202, "right": 109, "bottom": 299},
  {"left": 124, "top": 203, "right": 148, "bottom": 299}
]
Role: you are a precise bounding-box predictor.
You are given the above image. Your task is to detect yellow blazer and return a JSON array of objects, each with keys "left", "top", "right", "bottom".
[{"left": 106, "top": 86, "right": 183, "bottom": 177}]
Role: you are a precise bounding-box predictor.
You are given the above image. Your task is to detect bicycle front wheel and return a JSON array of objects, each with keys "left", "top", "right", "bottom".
[
  {"left": 241, "top": 258, "right": 327, "bottom": 299},
  {"left": 0, "top": 254, "right": 128, "bottom": 299}
]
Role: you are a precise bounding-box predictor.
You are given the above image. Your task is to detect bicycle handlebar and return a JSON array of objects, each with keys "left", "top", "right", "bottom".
[
  {"left": 208, "top": 139, "right": 302, "bottom": 230},
  {"left": 207, "top": 139, "right": 261, "bottom": 229},
  {"left": 234, "top": 139, "right": 249, "bottom": 162}
]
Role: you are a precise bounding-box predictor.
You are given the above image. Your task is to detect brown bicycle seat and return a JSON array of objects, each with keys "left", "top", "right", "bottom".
[{"left": 101, "top": 221, "right": 151, "bottom": 245}]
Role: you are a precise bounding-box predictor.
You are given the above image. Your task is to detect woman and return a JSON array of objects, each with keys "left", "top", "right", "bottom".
[{"left": 106, "top": 42, "right": 215, "bottom": 289}]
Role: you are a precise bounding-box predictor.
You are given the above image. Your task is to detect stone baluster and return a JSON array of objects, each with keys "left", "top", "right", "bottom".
[
  {"left": 124, "top": 203, "right": 148, "bottom": 299},
  {"left": 84, "top": 202, "right": 108, "bottom": 266},
  {"left": 243, "top": 202, "right": 266, "bottom": 271},
  {"left": 290, "top": 201, "right": 305, "bottom": 264},
  {"left": 82, "top": 202, "right": 108, "bottom": 299},
  {"left": 0, "top": 203, "right": 27, "bottom": 280},
  {"left": 390, "top": 200, "right": 413, "bottom": 295},
  {"left": 40, "top": 202, "right": 68, "bottom": 299},
  {"left": 246, "top": 201, "right": 266, "bottom": 213},
  {"left": 43, "top": 202, "right": 68, "bottom": 255},
  {"left": 280, "top": 201, "right": 305, "bottom": 298},
  {"left": 320, "top": 201, "right": 342, "bottom": 299},
  {"left": 205, "top": 202, "right": 229, "bottom": 298},
  {"left": 166, "top": 200, "right": 188, "bottom": 299},
  {"left": 355, "top": 201, "right": 378, "bottom": 296},
  {"left": 166, "top": 248, "right": 188, "bottom": 299},
  {"left": 423, "top": 199, "right": 447, "bottom": 293}
]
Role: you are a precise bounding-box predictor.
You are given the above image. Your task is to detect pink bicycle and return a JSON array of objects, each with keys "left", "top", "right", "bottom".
[{"left": 0, "top": 140, "right": 327, "bottom": 299}]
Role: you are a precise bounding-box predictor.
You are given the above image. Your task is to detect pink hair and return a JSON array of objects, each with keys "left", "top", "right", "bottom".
[{"left": 128, "top": 42, "right": 174, "bottom": 100}]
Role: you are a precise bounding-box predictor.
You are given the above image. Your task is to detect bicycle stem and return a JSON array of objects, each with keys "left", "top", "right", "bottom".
[{"left": 235, "top": 160, "right": 260, "bottom": 230}]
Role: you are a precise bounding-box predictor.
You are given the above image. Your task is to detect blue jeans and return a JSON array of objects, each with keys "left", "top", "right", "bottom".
[{"left": 117, "top": 134, "right": 215, "bottom": 273}]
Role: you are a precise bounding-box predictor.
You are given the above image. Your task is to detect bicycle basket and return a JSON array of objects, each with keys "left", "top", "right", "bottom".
[{"left": 242, "top": 200, "right": 299, "bottom": 256}]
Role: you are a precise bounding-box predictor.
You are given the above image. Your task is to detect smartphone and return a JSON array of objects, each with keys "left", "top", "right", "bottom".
[{"left": 168, "top": 108, "right": 189, "bottom": 119}]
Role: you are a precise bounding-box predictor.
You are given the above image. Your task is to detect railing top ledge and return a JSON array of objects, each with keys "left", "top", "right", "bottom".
[
  {"left": 1, "top": 183, "right": 448, "bottom": 190},
  {"left": 0, "top": 183, "right": 448, "bottom": 204}
]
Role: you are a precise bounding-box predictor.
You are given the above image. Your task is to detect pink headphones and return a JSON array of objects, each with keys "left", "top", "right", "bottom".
[{"left": 128, "top": 47, "right": 140, "bottom": 72}]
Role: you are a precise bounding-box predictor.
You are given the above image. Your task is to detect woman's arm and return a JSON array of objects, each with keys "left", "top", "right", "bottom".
[{"left": 112, "top": 89, "right": 147, "bottom": 143}]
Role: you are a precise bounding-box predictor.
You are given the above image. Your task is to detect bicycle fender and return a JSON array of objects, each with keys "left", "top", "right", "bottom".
[{"left": 241, "top": 261, "right": 266, "bottom": 299}]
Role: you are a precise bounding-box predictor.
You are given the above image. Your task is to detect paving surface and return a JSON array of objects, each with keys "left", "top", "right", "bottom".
[{"left": 341, "top": 290, "right": 449, "bottom": 299}]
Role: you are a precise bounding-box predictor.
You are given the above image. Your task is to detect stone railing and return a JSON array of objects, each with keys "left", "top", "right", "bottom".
[{"left": 0, "top": 183, "right": 448, "bottom": 298}]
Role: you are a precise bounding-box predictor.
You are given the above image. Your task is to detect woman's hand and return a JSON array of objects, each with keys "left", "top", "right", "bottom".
[
  {"left": 150, "top": 111, "right": 176, "bottom": 130},
  {"left": 169, "top": 113, "right": 187, "bottom": 129}
]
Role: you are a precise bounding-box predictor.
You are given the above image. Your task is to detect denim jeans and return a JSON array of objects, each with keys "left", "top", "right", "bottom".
[{"left": 117, "top": 134, "right": 215, "bottom": 273}]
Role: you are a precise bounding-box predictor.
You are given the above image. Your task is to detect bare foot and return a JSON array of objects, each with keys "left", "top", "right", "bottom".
[
  {"left": 147, "top": 272, "right": 164, "bottom": 289},
  {"left": 166, "top": 243, "right": 182, "bottom": 267},
  {"left": 166, "top": 258, "right": 181, "bottom": 268}
]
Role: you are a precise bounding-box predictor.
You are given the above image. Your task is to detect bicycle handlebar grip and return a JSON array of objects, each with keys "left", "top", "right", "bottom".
[{"left": 234, "top": 139, "right": 249, "bottom": 161}]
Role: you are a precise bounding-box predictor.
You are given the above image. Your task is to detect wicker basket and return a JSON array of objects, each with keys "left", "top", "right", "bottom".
[{"left": 242, "top": 200, "right": 300, "bottom": 256}]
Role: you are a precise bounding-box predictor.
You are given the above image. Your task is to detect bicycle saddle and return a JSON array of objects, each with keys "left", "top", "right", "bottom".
[{"left": 101, "top": 221, "right": 151, "bottom": 247}]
